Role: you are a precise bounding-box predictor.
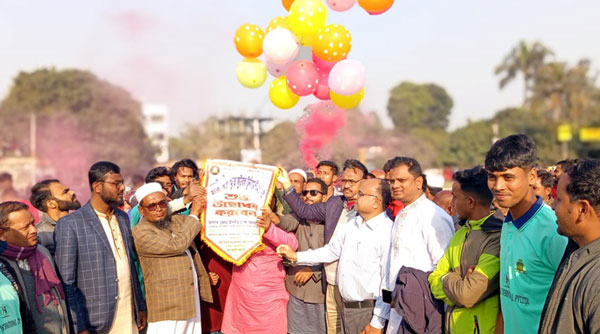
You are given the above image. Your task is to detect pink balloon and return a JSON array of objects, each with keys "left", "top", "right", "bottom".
[
  {"left": 266, "top": 59, "right": 291, "bottom": 77},
  {"left": 286, "top": 60, "right": 320, "bottom": 96},
  {"left": 313, "top": 70, "right": 331, "bottom": 100},
  {"left": 328, "top": 59, "right": 366, "bottom": 95},
  {"left": 326, "top": 0, "right": 356, "bottom": 12},
  {"left": 312, "top": 52, "right": 341, "bottom": 73}
]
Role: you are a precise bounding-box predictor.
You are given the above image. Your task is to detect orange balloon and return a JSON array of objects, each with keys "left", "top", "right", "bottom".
[
  {"left": 312, "top": 24, "right": 352, "bottom": 62},
  {"left": 282, "top": 0, "right": 294, "bottom": 11},
  {"left": 266, "top": 16, "right": 290, "bottom": 34},
  {"left": 358, "top": 0, "right": 394, "bottom": 15},
  {"left": 234, "top": 24, "right": 265, "bottom": 58}
]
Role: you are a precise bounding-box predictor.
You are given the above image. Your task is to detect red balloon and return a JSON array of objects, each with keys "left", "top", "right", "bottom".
[
  {"left": 313, "top": 69, "right": 331, "bottom": 100},
  {"left": 286, "top": 60, "right": 320, "bottom": 96}
]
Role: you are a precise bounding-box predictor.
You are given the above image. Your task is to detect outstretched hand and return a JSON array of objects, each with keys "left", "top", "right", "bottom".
[
  {"left": 276, "top": 167, "right": 292, "bottom": 190},
  {"left": 276, "top": 244, "right": 297, "bottom": 262}
]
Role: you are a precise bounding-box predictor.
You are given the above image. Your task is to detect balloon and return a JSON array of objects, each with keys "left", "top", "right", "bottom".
[
  {"left": 266, "top": 16, "right": 290, "bottom": 34},
  {"left": 358, "top": 0, "right": 394, "bottom": 15},
  {"left": 313, "top": 24, "right": 352, "bottom": 62},
  {"left": 263, "top": 28, "right": 300, "bottom": 64},
  {"left": 266, "top": 59, "right": 291, "bottom": 77},
  {"left": 269, "top": 76, "right": 300, "bottom": 109},
  {"left": 330, "top": 88, "right": 364, "bottom": 109},
  {"left": 299, "top": 34, "right": 314, "bottom": 47},
  {"left": 236, "top": 58, "right": 267, "bottom": 88},
  {"left": 313, "top": 70, "right": 331, "bottom": 100},
  {"left": 234, "top": 24, "right": 264, "bottom": 58},
  {"left": 328, "top": 59, "right": 366, "bottom": 95},
  {"left": 326, "top": 0, "right": 357, "bottom": 12},
  {"left": 282, "top": 0, "right": 294, "bottom": 11},
  {"left": 286, "top": 60, "right": 320, "bottom": 96},
  {"left": 288, "top": 0, "right": 327, "bottom": 38},
  {"left": 312, "top": 52, "right": 341, "bottom": 73}
]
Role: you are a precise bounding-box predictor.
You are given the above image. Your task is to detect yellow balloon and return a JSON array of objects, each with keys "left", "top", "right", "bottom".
[
  {"left": 288, "top": 0, "right": 327, "bottom": 38},
  {"left": 236, "top": 58, "right": 267, "bottom": 89},
  {"left": 269, "top": 76, "right": 300, "bottom": 109},
  {"left": 299, "top": 34, "right": 314, "bottom": 46},
  {"left": 266, "top": 16, "right": 290, "bottom": 34},
  {"left": 330, "top": 88, "right": 364, "bottom": 109}
]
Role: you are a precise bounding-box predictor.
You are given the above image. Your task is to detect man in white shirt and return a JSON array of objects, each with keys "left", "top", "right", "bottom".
[
  {"left": 375, "top": 157, "right": 455, "bottom": 334},
  {"left": 277, "top": 178, "right": 393, "bottom": 334}
]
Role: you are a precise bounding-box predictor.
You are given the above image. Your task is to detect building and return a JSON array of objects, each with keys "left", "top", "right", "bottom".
[{"left": 142, "top": 104, "right": 169, "bottom": 163}]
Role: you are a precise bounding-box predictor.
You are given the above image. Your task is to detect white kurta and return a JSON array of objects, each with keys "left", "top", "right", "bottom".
[{"left": 146, "top": 250, "right": 202, "bottom": 334}]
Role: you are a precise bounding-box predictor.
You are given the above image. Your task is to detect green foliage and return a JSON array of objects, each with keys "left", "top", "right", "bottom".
[{"left": 387, "top": 82, "right": 453, "bottom": 131}]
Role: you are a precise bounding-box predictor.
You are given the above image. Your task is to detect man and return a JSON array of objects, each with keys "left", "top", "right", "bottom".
[
  {"left": 289, "top": 169, "right": 307, "bottom": 195},
  {"left": 30, "top": 179, "right": 81, "bottom": 255},
  {"left": 55, "top": 161, "right": 147, "bottom": 334},
  {"left": 170, "top": 159, "right": 199, "bottom": 198},
  {"left": 280, "top": 159, "right": 369, "bottom": 334},
  {"left": 316, "top": 160, "right": 340, "bottom": 201},
  {"left": 485, "top": 134, "right": 567, "bottom": 333},
  {"left": 377, "top": 157, "right": 454, "bottom": 334},
  {"left": 132, "top": 183, "right": 212, "bottom": 333},
  {"left": 277, "top": 178, "right": 328, "bottom": 334},
  {"left": 277, "top": 179, "right": 393, "bottom": 334},
  {"left": 532, "top": 169, "right": 553, "bottom": 205},
  {"left": 538, "top": 159, "right": 600, "bottom": 333},
  {"left": 0, "top": 172, "right": 17, "bottom": 202},
  {"left": 145, "top": 167, "right": 173, "bottom": 198},
  {"left": 369, "top": 170, "right": 386, "bottom": 180},
  {"left": 429, "top": 166, "right": 503, "bottom": 334},
  {"left": 0, "top": 201, "right": 69, "bottom": 333},
  {"left": 432, "top": 190, "right": 454, "bottom": 217}
]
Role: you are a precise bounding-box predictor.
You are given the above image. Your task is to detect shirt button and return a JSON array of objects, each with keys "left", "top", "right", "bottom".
[
  {"left": 115, "top": 278, "right": 119, "bottom": 282},
  {"left": 115, "top": 296, "right": 118, "bottom": 300},
  {"left": 190, "top": 282, "right": 194, "bottom": 286}
]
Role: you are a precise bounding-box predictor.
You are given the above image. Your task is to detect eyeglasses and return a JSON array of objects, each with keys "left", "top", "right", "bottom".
[
  {"left": 358, "top": 191, "right": 380, "bottom": 199},
  {"left": 141, "top": 200, "right": 168, "bottom": 212},
  {"left": 341, "top": 179, "right": 361, "bottom": 186},
  {"left": 102, "top": 181, "right": 125, "bottom": 188},
  {"left": 302, "top": 190, "right": 323, "bottom": 197}
]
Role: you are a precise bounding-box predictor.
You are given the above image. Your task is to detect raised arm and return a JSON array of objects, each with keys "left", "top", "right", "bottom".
[{"left": 133, "top": 216, "right": 201, "bottom": 258}]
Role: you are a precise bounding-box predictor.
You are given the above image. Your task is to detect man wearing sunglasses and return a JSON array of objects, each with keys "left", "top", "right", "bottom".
[{"left": 131, "top": 182, "right": 213, "bottom": 333}]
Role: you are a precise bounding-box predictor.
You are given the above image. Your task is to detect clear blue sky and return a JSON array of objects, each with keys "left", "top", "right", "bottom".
[{"left": 1, "top": 1, "right": 599, "bottom": 133}]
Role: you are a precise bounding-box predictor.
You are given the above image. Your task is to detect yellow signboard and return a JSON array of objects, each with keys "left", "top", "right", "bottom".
[
  {"left": 557, "top": 124, "right": 572, "bottom": 142},
  {"left": 580, "top": 127, "right": 600, "bottom": 142}
]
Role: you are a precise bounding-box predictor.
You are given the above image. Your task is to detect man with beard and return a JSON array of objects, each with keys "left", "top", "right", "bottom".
[
  {"left": 30, "top": 179, "right": 81, "bottom": 255},
  {"left": 132, "top": 183, "right": 212, "bottom": 334},
  {"left": 55, "top": 161, "right": 147, "bottom": 334}
]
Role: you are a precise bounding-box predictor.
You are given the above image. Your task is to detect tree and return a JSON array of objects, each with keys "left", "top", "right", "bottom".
[
  {"left": 260, "top": 121, "right": 303, "bottom": 168},
  {"left": 387, "top": 82, "right": 453, "bottom": 131}
]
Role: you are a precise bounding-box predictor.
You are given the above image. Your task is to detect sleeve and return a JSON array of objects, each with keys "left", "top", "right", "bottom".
[
  {"left": 543, "top": 231, "right": 568, "bottom": 270},
  {"left": 423, "top": 213, "right": 455, "bottom": 266},
  {"left": 277, "top": 214, "right": 300, "bottom": 233},
  {"left": 428, "top": 244, "right": 455, "bottom": 306},
  {"left": 442, "top": 254, "right": 500, "bottom": 308},
  {"left": 132, "top": 217, "right": 201, "bottom": 258},
  {"left": 582, "top": 284, "right": 600, "bottom": 334},
  {"left": 168, "top": 197, "right": 186, "bottom": 213},
  {"left": 262, "top": 223, "right": 299, "bottom": 250},
  {"left": 283, "top": 187, "right": 327, "bottom": 222},
  {"left": 296, "top": 228, "right": 345, "bottom": 265},
  {"left": 54, "top": 218, "right": 90, "bottom": 332}
]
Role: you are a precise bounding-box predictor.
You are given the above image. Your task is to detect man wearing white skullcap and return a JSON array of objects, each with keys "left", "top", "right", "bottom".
[
  {"left": 289, "top": 169, "right": 307, "bottom": 195},
  {"left": 131, "top": 183, "right": 213, "bottom": 334}
]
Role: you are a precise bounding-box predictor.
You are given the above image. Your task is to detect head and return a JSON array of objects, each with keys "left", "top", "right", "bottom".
[
  {"left": 553, "top": 160, "right": 600, "bottom": 245},
  {"left": 302, "top": 178, "right": 328, "bottom": 204},
  {"left": 30, "top": 179, "right": 81, "bottom": 213},
  {"left": 316, "top": 160, "right": 339, "bottom": 188},
  {"left": 89, "top": 161, "right": 125, "bottom": 209},
  {"left": 0, "top": 172, "right": 13, "bottom": 192},
  {"left": 340, "top": 159, "right": 368, "bottom": 201},
  {"left": 485, "top": 134, "right": 537, "bottom": 209},
  {"left": 170, "top": 159, "right": 199, "bottom": 189},
  {"left": 289, "top": 169, "right": 307, "bottom": 195},
  {"left": 452, "top": 166, "right": 494, "bottom": 221},
  {"left": 433, "top": 190, "right": 455, "bottom": 217},
  {"left": 383, "top": 156, "right": 424, "bottom": 205},
  {"left": 356, "top": 179, "right": 391, "bottom": 218},
  {"left": 145, "top": 167, "right": 173, "bottom": 197},
  {"left": 554, "top": 159, "right": 577, "bottom": 183},
  {"left": 0, "top": 202, "right": 37, "bottom": 247},
  {"left": 369, "top": 169, "right": 386, "bottom": 179},
  {"left": 532, "top": 169, "right": 553, "bottom": 203},
  {"left": 137, "top": 183, "right": 170, "bottom": 229}
]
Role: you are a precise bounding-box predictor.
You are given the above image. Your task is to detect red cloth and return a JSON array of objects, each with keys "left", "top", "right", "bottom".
[
  {"left": 199, "top": 243, "right": 233, "bottom": 333},
  {"left": 387, "top": 200, "right": 405, "bottom": 220}
]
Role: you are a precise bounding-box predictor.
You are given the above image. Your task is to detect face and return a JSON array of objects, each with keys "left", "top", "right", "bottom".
[
  {"left": 96, "top": 173, "right": 125, "bottom": 208},
  {"left": 302, "top": 182, "right": 325, "bottom": 204},
  {"left": 386, "top": 165, "right": 423, "bottom": 205},
  {"left": 552, "top": 174, "right": 582, "bottom": 237},
  {"left": 487, "top": 167, "right": 536, "bottom": 209},
  {"left": 0, "top": 209, "right": 37, "bottom": 247},
  {"left": 48, "top": 181, "right": 81, "bottom": 211},
  {"left": 340, "top": 168, "right": 363, "bottom": 201},
  {"left": 154, "top": 175, "right": 173, "bottom": 197},
  {"left": 356, "top": 179, "right": 382, "bottom": 215},
  {"left": 553, "top": 165, "right": 563, "bottom": 182},
  {"left": 531, "top": 178, "right": 552, "bottom": 201},
  {"left": 139, "top": 191, "right": 169, "bottom": 223},
  {"left": 175, "top": 167, "right": 195, "bottom": 189},
  {"left": 317, "top": 166, "right": 338, "bottom": 187},
  {"left": 289, "top": 173, "right": 306, "bottom": 195},
  {"left": 451, "top": 181, "right": 471, "bottom": 220}
]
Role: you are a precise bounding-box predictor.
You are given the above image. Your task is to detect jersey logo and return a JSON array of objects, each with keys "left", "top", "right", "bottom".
[{"left": 516, "top": 259, "right": 527, "bottom": 273}]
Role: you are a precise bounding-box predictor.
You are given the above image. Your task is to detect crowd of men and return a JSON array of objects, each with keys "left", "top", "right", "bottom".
[{"left": 0, "top": 133, "right": 599, "bottom": 334}]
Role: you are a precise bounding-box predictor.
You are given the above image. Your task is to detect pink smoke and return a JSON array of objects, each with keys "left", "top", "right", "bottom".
[
  {"left": 107, "top": 10, "right": 157, "bottom": 41},
  {"left": 296, "top": 101, "right": 347, "bottom": 169}
]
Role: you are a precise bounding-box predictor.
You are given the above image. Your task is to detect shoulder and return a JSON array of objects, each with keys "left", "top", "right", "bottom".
[
  {"left": 36, "top": 219, "right": 53, "bottom": 232},
  {"left": 58, "top": 203, "right": 93, "bottom": 225},
  {"left": 37, "top": 245, "right": 53, "bottom": 261}
]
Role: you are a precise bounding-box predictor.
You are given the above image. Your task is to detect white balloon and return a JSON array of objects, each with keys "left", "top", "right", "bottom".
[
  {"left": 328, "top": 59, "right": 366, "bottom": 95},
  {"left": 263, "top": 28, "right": 300, "bottom": 65}
]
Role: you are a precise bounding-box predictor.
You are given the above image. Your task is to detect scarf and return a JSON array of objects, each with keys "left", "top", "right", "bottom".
[
  {"left": 0, "top": 241, "right": 65, "bottom": 312},
  {"left": 387, "top": 200, "right": 405, "bottom": 220}
]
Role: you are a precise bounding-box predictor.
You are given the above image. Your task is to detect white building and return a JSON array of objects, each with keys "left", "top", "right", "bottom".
[{"left": 142, "top": 104, "right": 169, "bottom": 163}]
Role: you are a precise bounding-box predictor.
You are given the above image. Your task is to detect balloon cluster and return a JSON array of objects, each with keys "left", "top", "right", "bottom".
[{"left": 234, "top": 0, "right": 391, "bottom": 110}]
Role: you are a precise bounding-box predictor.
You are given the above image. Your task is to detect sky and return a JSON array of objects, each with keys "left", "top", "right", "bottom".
[{"left": 1, "top": 1, "right": 599, "bottom": 134}]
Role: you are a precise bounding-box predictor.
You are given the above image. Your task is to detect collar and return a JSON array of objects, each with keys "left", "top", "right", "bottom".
[
  {"left": 402, "top": 193, "right": 426, "bottom": 212},
  {"left": 505, "top": 196, "right": 543, "bottom": 229},
  {"left": 40, "top": 213, "right": 57, "bottom": 226},
  {"left": 355, "top": 211, "right": 387, "bottom": 230}
]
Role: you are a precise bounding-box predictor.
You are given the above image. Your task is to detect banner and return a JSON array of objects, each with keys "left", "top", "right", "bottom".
[{"left": 201, "top": 159, "right": 279, "bottom": 265}]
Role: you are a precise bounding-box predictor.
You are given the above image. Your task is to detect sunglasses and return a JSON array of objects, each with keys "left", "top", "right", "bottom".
[
  {"left": 141, "top": 200, "right": 168, "bottom": 212},
  {"left": 302, "top": 190, "right": 323, "bottom": 196}
]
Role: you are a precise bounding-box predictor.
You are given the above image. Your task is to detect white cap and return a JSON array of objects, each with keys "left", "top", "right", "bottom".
[
  {"left": 135, "top": 182, "right": 163, "bottom": 205},
  {"left": 289, "top": 169, "right": 307, "bottom": 181}
]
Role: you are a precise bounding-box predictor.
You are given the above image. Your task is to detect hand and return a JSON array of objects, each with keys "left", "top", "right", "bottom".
[
  {"left": 361, "top": 324, "right": 383, "bottom": 334},
  {"left": 185, "top": 180, "right": 206, "bottom": 203},
  {"left": 209, "top": 272, "right": 220, "bottom": 286},
  {"left": 256, "top": 209, "right": 272, "bottom": 231},
  {"left": 190, "top": 195, "right": 206, "bottom": 217},
  {"left": 137, "top": 310, "right": 147, "bottom": 330},
  {"left": 277, "top": 167, "right": 292, "bottom": 190},
  {"left": 276, "top": 244, "right": 297, "bottom": 262},
  {"left": 466, "top": 265, "right": 476, "bottom": 275},
  {"left": 294, "top": 267, "right": 313, "bottom": 285},
  {"left": 262, "top": 206, "right": 281, "bottom": 225}
]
